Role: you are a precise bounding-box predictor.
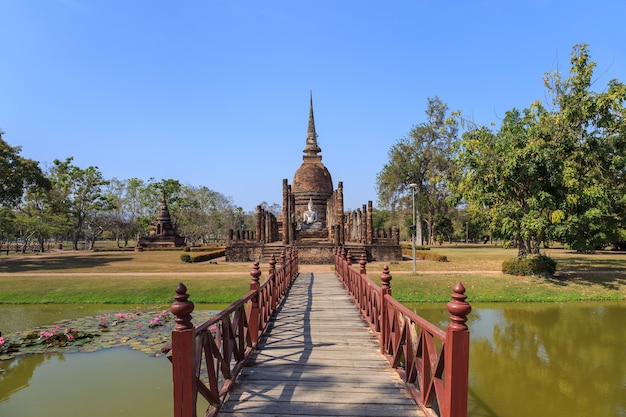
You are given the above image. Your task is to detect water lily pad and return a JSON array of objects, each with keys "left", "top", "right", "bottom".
[{"left": 0, "top": 307, "right": 215, "bottom": 359}]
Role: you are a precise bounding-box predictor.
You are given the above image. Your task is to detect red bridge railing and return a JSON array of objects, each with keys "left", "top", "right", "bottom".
[
  {"left": 165, "top": 248, "right": 299, "bottom": 417},
  {"left": 334, "top": 248, "right": 471, "bottom": 417}
]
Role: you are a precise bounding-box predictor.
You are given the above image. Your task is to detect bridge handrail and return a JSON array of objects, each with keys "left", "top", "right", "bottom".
[
  {"left": 167, "top": 248, "right": 299, "bottom": 417},
  {"left": 334, "top": 248, "right": 471, "bottom": 417}
]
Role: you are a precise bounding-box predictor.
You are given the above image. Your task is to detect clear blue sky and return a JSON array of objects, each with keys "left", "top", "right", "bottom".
[{"left": 2, "top": 1, "right": 624, "bottom": 212}]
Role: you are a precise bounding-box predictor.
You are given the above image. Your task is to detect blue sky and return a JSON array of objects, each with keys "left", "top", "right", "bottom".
[{"left": 2, "top": 1, "right": 624, "bottom": 212}]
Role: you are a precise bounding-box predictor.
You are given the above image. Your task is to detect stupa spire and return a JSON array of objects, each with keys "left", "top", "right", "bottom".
[{"left": 303, "top": 91, "right": 322, "bottom": 157}]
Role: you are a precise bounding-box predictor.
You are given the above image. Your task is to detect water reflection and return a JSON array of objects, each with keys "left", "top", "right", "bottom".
[
  {"left": 409, "top": 302, "right": 626, "bottom": 417},
  {"left": 0, "top": 353, "right": 45, "bottom": 402},
  {"left": 0, "top": 349, "right": 173, "bottom": 417}
]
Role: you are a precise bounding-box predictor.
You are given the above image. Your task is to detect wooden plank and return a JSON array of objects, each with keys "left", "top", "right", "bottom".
[{"left": 218, "top": 272, "right": 425, "bottom": 417}]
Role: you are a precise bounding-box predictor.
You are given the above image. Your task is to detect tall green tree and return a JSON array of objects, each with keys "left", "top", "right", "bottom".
[
  {"left": 48, "top": 158, "right": 110, "bottom": 250},
  {"left": 544, "top": 45, "right": 626, "bottom": 251},
  {"left": 376, "top": 97, "right": 459, "bottom": 245},
  {"left": 15, "top": 185, "right": 69, "bottom": 252},
  {"left": 0, "top": 132, "right": 49, "bottom": 207},
  {"left": 456, "top": 44, "right": 626, "bottom": 255},
  {"left": 457, "top": 107, "right": 558, "bottom": 255},
  {"left": 175, "top": 185, "right": 237, "bottom": 244}
]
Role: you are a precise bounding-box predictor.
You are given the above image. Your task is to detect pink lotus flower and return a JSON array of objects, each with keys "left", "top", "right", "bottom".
[
  {"left": 137, "top": 324, "right": 143, "bottom": 329},
  {"left": 67, "top": 334, "right": 74, "bottom": 341},
  {"left": 0, "top": 336, "right": 5, "bottom": 345}
]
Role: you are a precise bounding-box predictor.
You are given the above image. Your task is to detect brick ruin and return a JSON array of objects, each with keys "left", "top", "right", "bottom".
[
  {"left": 137, "top": 192, "right": 186, "bottom": 249},
  {"left": 226, "top": 94, "right": 401, "bottom": 264}
]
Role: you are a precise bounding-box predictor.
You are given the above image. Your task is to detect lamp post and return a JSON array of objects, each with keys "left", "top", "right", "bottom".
[{"left": 409, "top": 183, "right": 417, "bottom": 274}]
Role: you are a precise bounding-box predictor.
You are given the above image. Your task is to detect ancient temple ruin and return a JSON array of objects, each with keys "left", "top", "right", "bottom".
[
  {"left": 226, "top": 94, "right": 401, "bottom": 263},
  {"left": 137, "top": 192, "right": 185, "bottom": 248}
]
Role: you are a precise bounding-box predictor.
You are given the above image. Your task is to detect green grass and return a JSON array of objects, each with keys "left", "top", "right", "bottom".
[{"left": 0, "top": 244, "right": 624, "bottom": 304}]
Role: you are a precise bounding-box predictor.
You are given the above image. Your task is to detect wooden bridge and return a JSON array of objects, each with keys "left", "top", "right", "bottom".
[{"left": 166, "top": 248, "right": 471, "bottom": 417}]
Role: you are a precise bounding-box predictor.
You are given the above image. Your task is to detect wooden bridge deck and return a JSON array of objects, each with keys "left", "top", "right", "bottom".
[{"left": 219, "top": 271, "right": 425, "bottom": 417}]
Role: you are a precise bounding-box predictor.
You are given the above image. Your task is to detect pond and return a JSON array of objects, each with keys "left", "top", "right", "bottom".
[
  {"left": 409, "top": 301, "right": 626, "bottom": 417},
  {"left": 1, "top": 302, "right": 624, "bottom": 417}
]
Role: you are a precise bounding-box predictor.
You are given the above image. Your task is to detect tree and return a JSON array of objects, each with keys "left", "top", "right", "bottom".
[
  {"left": 457, "top": 108, "right": 557, "bottom": 255},
  {"left": 175, "top": 185, "right": 237, "bottom": 244},
  {"left": 0, "top": 206, "right": 17, "bottom": 246},
  {"left": 456, "top": 44, "right": 626, "bottom": 255},
  {"left": 48, "top": 158, "right": 110, "bottom": 250},
  {"left": 123, "top": 177, "right": 158, "bottom": 240},
  {"left": 15, "top": 184, "right": 70, "bottom": 252},
  {"left": 103, "top": 178, "right": 128, "bottom": 247},
  {"left": 0, "top": 132, "right": 49, "bottom": 207},
  {"left": 544, "top": 45, "right": 626, "bottom": 251},
  {"left": 376, "top": 97, "right": 459, "bottom": 245}
]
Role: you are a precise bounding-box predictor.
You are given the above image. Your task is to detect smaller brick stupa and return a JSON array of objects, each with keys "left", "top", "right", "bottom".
[{"left": 138, "top": 192, "right": 185, "bottom": 248}]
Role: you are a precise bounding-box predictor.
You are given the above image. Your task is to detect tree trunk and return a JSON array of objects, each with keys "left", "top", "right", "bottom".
[{"left": 517, "top": 235, "right": 528, "bottom": 257}]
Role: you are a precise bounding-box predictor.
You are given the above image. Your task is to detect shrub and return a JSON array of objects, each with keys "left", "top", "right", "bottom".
[
  {"left": 502, "top": 254, "right": 557, "bottom": 277},
  {"left": 180, "top": 249, "right": 226, "bottom": 263},
  {"left": 401, "top": 243, "right": 430, "bottom": 251},
  {"left": 190, "top": 246, "right": 223, "bottom": 252},
  {"left": 183, "top": 246, "right": 191, "bottom": 252},
  {"left": 417, "top": 251, "right": 448, "bottom": 262},
  {"left": 402, "top": 248, "right": 448, "bottom": 262}
]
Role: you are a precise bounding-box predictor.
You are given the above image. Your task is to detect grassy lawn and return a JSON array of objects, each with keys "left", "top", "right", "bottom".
[{"left": 0, "top": 245, "right": 624, "bottom": 304}]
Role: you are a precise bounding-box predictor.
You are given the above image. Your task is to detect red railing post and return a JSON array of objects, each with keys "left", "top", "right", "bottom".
[
  {"left": 358, "top": 254, "right": 367, "bottom": 311},
  {"left": 170, "top": 283, "right": 196, "bottom": 417},
  {"left": 268, "top": 254, "right": 277, "bottom": 308},
  {"left": 359, "top": 253, "right": 367, "bottom": 275},
  {"left": 269, "top": 254, "right": 277, "bottom": 277},
  {"left": 380, "top": 265, "right": 392, "bottom": 354},
  {"left": 249, "top": 262, "right": 261, "bottom": 348},
  {"left": 445, "top": 282, "right": 471, "bottom": 417}
]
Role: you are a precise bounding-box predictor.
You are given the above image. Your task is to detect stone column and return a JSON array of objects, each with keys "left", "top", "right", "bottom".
[
  {"left": 256, "top": 205, "right": 262, "bottom": 243},
  {"left": 282, "top": 179, "right": 289, "bottom": 245},
  {"left": 337, "top": 182, "right": 345, "bottom": 244},
  {"left": 367, "top": 201, "right": 374, "bottom": 244}
]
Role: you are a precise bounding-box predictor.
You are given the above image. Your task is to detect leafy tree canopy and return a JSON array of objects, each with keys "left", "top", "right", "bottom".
[
  {"left": 456, "top": 44, "right": 626, "bottom": 255},
  {"left": 0, "top": 131, "right": 50, "bottom": 207}
]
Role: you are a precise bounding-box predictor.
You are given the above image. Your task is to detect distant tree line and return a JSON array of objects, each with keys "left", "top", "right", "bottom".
[
  {"left": 376, "top": 44, "right": 626, "bottom": 255},
  {"left": 0, "top": 140, "right": 257, "bottom": 251}
]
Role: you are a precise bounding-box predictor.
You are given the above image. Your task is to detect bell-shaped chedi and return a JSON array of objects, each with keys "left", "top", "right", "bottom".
[{"left": 292, "top": 92, "right": 333, "bottom": 230}]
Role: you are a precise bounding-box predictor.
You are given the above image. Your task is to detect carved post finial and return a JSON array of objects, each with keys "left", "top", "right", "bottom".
[
  {"left": 347, "top": 250, "right": 353, "bottom": 266},
  {"left": 380, "top": 265, "right": 392, "bottom": 291},
  {"left": 447, "top": 282, "right": 471, "bottom": 331},
  {"left": 269, "top": 254, "right": 277, "bottom": 275},
  {"left": 250, "top": 261, "right": 261, "bottom": 285},
  {"left": 171, "top": 282, "right": 194, "bottom": 330},
  {"left": 280, "top": 249, "right": 286, "bottom": 266},
  {"left": 359, "top": 253, "right": 367, "bottom": 275}
]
